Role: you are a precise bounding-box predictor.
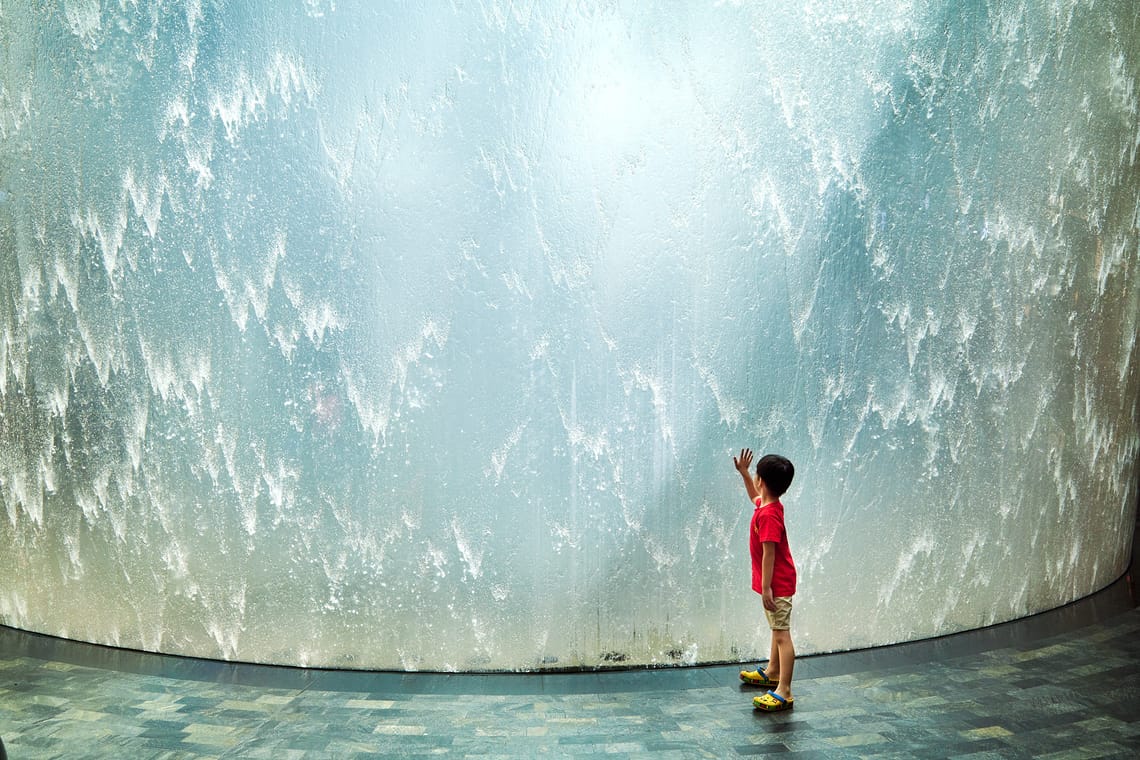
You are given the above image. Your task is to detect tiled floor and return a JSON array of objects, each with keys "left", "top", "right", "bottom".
[{"left": 2, "top": 580, "right": 1138, "bottom": 759}]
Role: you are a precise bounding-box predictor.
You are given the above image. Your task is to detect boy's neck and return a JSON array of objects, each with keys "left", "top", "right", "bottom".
[{"left": 756, "top": 484, "right": 779, "bottom": 507}]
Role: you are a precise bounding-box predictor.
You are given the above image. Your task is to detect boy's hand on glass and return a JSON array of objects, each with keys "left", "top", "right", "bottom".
[{"left": 733, "top": 448, "right": 753, "bottom": 474}]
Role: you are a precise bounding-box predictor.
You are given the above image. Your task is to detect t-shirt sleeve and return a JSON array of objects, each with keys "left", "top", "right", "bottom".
[{"left": 754, "top": 512, "right": 784, "bottom": 544}]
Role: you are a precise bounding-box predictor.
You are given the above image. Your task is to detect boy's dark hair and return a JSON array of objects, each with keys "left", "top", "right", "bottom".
[{"left": 756, "top": 454, "right": 794, "bottom": 497}]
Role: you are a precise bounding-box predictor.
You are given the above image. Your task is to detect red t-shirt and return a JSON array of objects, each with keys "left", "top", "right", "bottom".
[{"left": 750, "top": 498, "right": 796, "bottom": 597}]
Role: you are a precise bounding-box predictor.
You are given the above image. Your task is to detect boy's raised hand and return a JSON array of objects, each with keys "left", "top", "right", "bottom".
[{"left": 734, "top": 448, "right": 761, "bottom": 504}]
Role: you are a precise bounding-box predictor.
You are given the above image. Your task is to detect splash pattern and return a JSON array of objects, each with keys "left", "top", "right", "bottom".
[{"left": 1, "top": 1, "right": 1138, "bottom": 670}]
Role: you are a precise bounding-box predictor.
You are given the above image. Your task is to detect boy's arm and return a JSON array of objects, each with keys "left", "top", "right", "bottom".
[
  {"left": 733, "top": 448, "right": 760, "bottom": 504},
  {"left": 761, "top": 542, "right": 777, "bottom": 611}
]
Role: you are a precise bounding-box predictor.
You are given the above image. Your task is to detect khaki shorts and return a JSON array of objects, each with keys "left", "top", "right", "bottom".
[{"left": 764, "top": 597, "right": 793, "bottom": 631}]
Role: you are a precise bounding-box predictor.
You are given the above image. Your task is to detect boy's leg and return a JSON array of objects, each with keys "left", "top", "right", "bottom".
[
  {"left": 739, "top": 633, "right": 779, "bottom": 685},
  {"left": 764, "top": 635, "right": 780, "bottom": 680},
  {"left": 772, "top": 629, "right": 795, "bottom": 700},
  {"left": 768, "top": 597, "right": 794, "bottom": 700},
  {"left": 748, "top": 597, "right": 791, "bottom": 687}
]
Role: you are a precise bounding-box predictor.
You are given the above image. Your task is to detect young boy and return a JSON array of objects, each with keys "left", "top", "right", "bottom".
[{"left": 734, "top": 448, "right": 797, "bottom": 711}]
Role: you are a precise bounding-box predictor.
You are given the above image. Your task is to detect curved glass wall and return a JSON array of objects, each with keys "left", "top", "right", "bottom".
[{"left": 1, "top": 1, "right": 1138, "bottom": 671}]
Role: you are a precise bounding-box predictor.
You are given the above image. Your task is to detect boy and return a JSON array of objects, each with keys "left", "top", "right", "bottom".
[{"left": 733, "top": 448, "right": 797, "bottom": 711}]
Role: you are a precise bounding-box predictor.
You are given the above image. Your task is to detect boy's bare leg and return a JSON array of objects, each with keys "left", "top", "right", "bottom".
[
  {"left": 772, "top": 629, "right": 795, "bottom": 700},
  {"left": 764, "top": 636, "right": 780, "bottom": 681}
]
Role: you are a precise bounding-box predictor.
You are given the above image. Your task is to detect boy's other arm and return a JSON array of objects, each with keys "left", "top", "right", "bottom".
[
  {"left": 733, "top": 448, "right": 760, "bottom": 504},
  {"left": 761, "top": 542, "right": 777, "bottom": 611}
]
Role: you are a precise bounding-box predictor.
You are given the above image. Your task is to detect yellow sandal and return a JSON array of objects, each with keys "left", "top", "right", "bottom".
[
  {"left": 739, "top": 669, "right": 778, "bottom": 688},
  {"left": 753, "top": 691, "right": 794, "bottom": 711}
]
